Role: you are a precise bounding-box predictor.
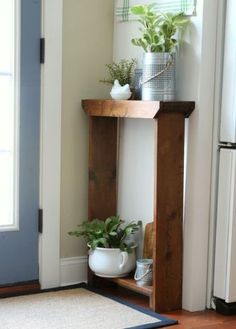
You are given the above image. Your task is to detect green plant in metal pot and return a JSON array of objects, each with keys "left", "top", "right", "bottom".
[
  {"left": 131, "top": 4, "right": 189, "bottom": 52},
  {"left": 130, "top": 4, "right": 189, "bottom": 101}
]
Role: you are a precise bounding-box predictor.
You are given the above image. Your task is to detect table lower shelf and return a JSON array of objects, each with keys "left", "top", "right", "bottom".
[
  {"left": 108, "top": 276, "right": 153, "bottom": 297},
  {"left": 92, "top": 273, "right": 153, "bottom": 308}
]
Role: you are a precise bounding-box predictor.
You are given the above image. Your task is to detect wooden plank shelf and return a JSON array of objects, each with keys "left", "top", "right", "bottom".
[
  {"left": 82, "top": 99, "right": 195, "bottom": 119},
  {"left": 109, "top": 276, "right": 152, "bottom": 297}
]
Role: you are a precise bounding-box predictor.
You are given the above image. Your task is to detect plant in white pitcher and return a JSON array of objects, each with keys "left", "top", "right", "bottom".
[{"left": 68, "top": 216, "right": 140, "bottom": 278}]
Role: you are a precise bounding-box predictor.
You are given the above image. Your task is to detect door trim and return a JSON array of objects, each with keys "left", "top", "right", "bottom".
[{"left": 39, "top": 0, "right": 63, "bottom": 289}]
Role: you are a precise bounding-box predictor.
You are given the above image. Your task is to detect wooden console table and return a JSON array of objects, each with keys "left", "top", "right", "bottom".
[{"left": 82, "top": 99, "right": 195, "bottom": 312}]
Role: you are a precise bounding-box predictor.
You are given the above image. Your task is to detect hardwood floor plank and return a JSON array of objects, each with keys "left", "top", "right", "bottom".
[
  {"left": 0, "top": 281, "right": 40, "bottom": 298},
  {"left": 160, "top": 310, "right": 236, "bottom": 329},
  {"left": 101, "top": 285, "right": 236, "bottom": 329},
  {"left": 173, "top": 323, "right": 236, "bottom": 329}
]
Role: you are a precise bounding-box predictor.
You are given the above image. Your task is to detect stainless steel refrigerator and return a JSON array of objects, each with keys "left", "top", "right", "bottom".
[{"left": 213, "top": 0, "right": 236, "bottom": 306}]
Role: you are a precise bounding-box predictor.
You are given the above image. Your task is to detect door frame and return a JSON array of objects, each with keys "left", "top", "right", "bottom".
[{"left": 39, "top": 0, "right": 63, "bottom": 289}]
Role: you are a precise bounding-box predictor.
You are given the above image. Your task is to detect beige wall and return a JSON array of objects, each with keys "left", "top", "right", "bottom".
[{"left": 60, "top": 0, "right": 114, "bottom": 258}]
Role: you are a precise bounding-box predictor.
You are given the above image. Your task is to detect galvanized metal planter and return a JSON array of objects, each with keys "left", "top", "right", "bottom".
[{"left": 142, "top": 52, "right": 176, "bottom": 101}]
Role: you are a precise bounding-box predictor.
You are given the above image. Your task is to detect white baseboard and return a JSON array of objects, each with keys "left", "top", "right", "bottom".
[{"left": 60, "top": 256, "right": 88, "bottom": 286}]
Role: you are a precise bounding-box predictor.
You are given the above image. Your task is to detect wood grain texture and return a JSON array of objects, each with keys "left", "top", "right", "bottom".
[
  {"left": 0, "top": 281, "right": 40, "bottom": 298},
  {"left": 110, "top": 277, "right": 152, "bottom": 296},
  {"left": 82, "top": 99, "right": 195, "bottom": 119},
  {"left": 157, "top": 101, "right": 195, "bottom": 118},
  {"left": 164, "top": 310, "right": 236, "bottom": 329},
  {"left": 102, "top": 285, "right": 236, "bottom": 329},
  {"left": 143, "top": 222, "right": 154, "bottom": 259},
  {"left": 84, "top": 99, "right": 195, "bottom": 311},
  {"left": 82, "top": 99, "right": 159, "bottom": 118},
  {"left": 88, "top": 116, "right": 118, "bottom": 220},
  {"left": 153, "top": 113, "right": 185, "bottom": 312}
]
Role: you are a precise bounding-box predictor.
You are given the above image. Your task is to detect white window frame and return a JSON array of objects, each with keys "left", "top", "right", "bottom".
[{"left": 0, "top": 0, "right": 20, "bottom": 232}]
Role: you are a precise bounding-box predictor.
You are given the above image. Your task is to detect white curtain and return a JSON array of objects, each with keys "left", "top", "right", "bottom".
[{"left": 116, "top": 0, "right": 196, "bottom": 22}]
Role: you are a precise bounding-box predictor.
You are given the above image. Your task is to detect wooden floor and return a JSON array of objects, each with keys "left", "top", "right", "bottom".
[{"left": 101, "top": 286, "right": 236, "bottom": 329}]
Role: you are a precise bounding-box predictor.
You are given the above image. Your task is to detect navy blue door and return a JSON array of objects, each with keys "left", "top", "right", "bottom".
[{"left": 0, "top": 0, "right": 41, "bottom": 284}]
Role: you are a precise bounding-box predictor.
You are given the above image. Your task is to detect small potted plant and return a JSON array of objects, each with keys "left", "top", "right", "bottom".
[
  {"left": 100, "top": 59, "right": 137, "bottom": 100},
  {"left": 131, "top": 4, "right": 189, "bottom": 101},
  {"left": 69, "top": 216, "right": 140, "bottom": 278}
]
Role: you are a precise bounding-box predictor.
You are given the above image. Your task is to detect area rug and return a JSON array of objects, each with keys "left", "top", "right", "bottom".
[{"left": 0, "top": 286, "right": 177, "bottom": 329}]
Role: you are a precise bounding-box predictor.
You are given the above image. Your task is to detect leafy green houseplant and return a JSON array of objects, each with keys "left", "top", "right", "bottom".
[
  {"left": 100, "top": 59, "right": 137, "bottom": 100},
  {"left": 100, "top": 59, "right": 137, "bottom": 87},
  {"left": 131, "top": 4, "right": 189, "bottom": 53},
  {"left": 69, "top": 216, "right": 140, "bottom": 278},
  {"left": 69, "top": 216, "right": 139, "bottom": 253},
  {"left": 130, "top": 4, "right": 189, "bottom": 101}
]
